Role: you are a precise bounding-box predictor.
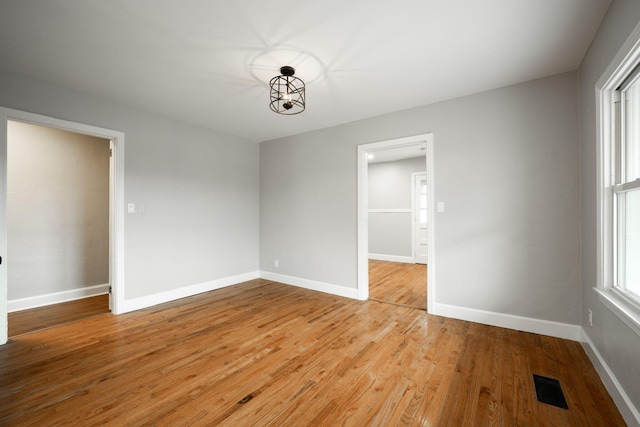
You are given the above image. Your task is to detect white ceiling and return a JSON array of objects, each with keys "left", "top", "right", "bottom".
[{"left": 0, "top": 0, "right": 611, "bottom": 143}]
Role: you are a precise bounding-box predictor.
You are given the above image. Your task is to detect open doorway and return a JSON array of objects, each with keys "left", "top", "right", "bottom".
[
  {"left": 357, "top": 133, "right": 435, "bottom": 312},
  {"left": 367, "top": 148, "right": 427, "bottom": 308},
  {"left": 0, "top": 108, "right": 125, "bottom": 345},
  {"left": 7, "top": 121, "right": 111, "bottom": 336}
]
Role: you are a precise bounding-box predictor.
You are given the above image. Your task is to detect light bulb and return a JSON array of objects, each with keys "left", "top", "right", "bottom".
[{"left": 281, "top": 89, "right": 293, "bottom": 110}]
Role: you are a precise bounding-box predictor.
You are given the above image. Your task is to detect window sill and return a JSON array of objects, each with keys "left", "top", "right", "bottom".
[{"left": 594, "top": 287, "right": 640, "bottom": 337}]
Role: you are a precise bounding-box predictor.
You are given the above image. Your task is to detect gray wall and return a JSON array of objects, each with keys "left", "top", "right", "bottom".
[
  {"left": 579, "top": 0, "right": 640, "bottom": 413},
  {"left": 369, "top": 157, "right": 425, "bottom": 209},
  {"left": 7, "top": 122, "right": 109, "bottom": 300},
  {"left": 368, "top": 156, "right": 425, "bottom": 257},
  {"left": 260, "top": 71, "right": 580, "bottom": 324},
  {"left": 0, "top": 69, "right": 260, "bottom": 302}
]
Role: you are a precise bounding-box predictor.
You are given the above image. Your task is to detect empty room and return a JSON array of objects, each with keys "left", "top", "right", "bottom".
[{"left": 0, "top": 1, "right": 639, "bottom": 425}]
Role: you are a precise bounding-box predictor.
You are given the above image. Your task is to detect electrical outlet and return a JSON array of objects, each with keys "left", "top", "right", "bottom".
[
  {"left": 274, "top": 259, "right": 279, "bottom": 268},
  {"left": 588, "top": 309, "right": 593, "bottom": 326}
]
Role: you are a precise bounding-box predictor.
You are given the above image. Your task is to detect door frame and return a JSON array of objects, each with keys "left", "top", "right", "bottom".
[
  {"left": 0, "top": 108, "right": 125, "bottom": 344},
  {"left": 411, "top": 171, "right": 428, "bottom": 264},
  {"left": 357, "top": 133, "right": 435, "bottom": 312}
]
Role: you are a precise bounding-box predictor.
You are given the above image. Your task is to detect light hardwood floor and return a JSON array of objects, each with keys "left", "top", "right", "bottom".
[
  {"left": 8, "top": 294, "right": 110, "bottom": 337},
  {"left": 369, "top": 260, "right": 427, "bottom": 309},
  {"left": 0, "top": 279, "right": 625, "bottom": 426}
]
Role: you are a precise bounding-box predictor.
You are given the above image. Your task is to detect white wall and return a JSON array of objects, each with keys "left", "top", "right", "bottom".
[
  {"left": 0, "top": 69, "right": 260, "bottom": 305},
  {"left": 7, "top": 121, "right": 109, "bottom": 301},
  {"left": 368, "top": 156, "right": 425, "bottom": 258},
  {"left": 260, "top": 71, "right": 580, "bottom": 325},
  {"left": 579, "top": 0, "right": 640, "bottom": 420}
]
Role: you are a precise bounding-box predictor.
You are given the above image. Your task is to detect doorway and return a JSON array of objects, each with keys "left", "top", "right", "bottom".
[
  {"left": 7, "top": 121, "right": 110, "bottom": 336},
  {"left": 357, "top": 133, "right": 435, "bottom": 312},
  {"left": 0, "top": 108, "right": 125, "bottom": 345}
]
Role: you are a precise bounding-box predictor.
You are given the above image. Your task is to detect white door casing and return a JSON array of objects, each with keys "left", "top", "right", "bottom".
[
  {"left": 0, "top": 108, "right": 125, "bottom": 345},
  {"left": 0, "top": 114, "right": 6, "bottom": 344},
  {"left": 357, "top": 133, "right": 435, "bottom": 312}
]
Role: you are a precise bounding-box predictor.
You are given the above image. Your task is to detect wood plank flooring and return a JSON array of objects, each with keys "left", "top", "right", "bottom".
[
  {"left": 0, "top": 279, "right": 626, "bottom": 426},
  {"left": 8, "top": 294, "right": 110, "bottom": 337},
  {"left": 369, "top": 260, "right": 427, "bottom": 309}
]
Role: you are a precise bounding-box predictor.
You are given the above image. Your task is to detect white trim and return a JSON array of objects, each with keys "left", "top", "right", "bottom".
[
  {"left": 260, "top": 271, "right": 359, "bottom": 300},
  {"left": 0, "top": 108, "right": 125, "bottom": 344},
  {"left": 595, "top": 17, "right": 640, "bottom": 289},
  {"left": 119, "top": 271, "right": 260, "bottom": 314},
  {"left": 357, "top": 144, "right": 370, "bottom": 301},
  {"left": 581, "top": 329, "right": 640, "bottom": 427},
  {"left": 0, "top": 113, "right": 6, "bottom": 344},
  {"left": 432, "top": 302, "right": 582, "bottom": 341},
  {"left": 368, "top": 253, "right": 414, "bottom": 263},
  {"left": 425, "top": 139, "right": 435, "bottom": 313},
  {"left": 595, "top": 85, "right": 615, "bottom": 291},
  {"left": 367, "top": 209, "right": 412, "bottom": 213},
  {"left": 595, "top": 19, "right": 640, "bottom": 338},
  {"left": 357, "top": 133, "right": 435, "bottom": 306},
  {"left": 8, "top": 284, "right": 110, "bottom": 312},
  {"left": 594, "top": 287, "right": 640, "bottom": 336}
]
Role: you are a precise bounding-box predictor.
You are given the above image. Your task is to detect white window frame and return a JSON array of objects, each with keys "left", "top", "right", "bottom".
[{"left": 595, "top": 23, "right": 640, "bottom": 336}]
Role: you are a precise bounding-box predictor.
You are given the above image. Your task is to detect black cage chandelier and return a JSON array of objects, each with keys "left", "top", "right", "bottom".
[{"left": 269, "top": 66, "right": 305, "bottom": 114}]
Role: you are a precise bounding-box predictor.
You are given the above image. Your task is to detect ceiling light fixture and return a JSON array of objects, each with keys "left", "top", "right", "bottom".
[{"left": 269, "top": 66, "right": 305, "bottom": 115}]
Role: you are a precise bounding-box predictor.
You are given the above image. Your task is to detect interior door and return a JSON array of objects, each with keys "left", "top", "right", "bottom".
[{"left": 414, "top": 173, "right": 428, "bottom": 264}]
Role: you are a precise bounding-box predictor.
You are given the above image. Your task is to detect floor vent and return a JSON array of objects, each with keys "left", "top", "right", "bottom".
[{"left": 533, "top": 374, "right": 568, "bottom": 409}]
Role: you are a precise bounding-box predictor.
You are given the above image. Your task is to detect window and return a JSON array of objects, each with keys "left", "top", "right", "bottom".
[
  {"left": 615, "top": 71, "right": 640, "bottom": 304},
  {"left": 596, "top": 27, "right": 640, "bottom": 335}
]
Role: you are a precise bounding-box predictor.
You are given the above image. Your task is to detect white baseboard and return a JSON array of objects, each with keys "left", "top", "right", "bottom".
[
  {"left": 432, "top": 302, "right": 582, "bottom": 341},
  {"left": 119, "top": 271, "right": 260, "bottom": 314},
  {"left": 260, "top": 271, "right": 359, "bottom": 300},
  {"left": 581, "top": 329, "right": 640, "bottom": 427},
  {"left": 368, "top": 253, "right": 414, "bottom": 263},
  {"left": 8, "top": 283, "right": 110, "bottom": 313}
]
